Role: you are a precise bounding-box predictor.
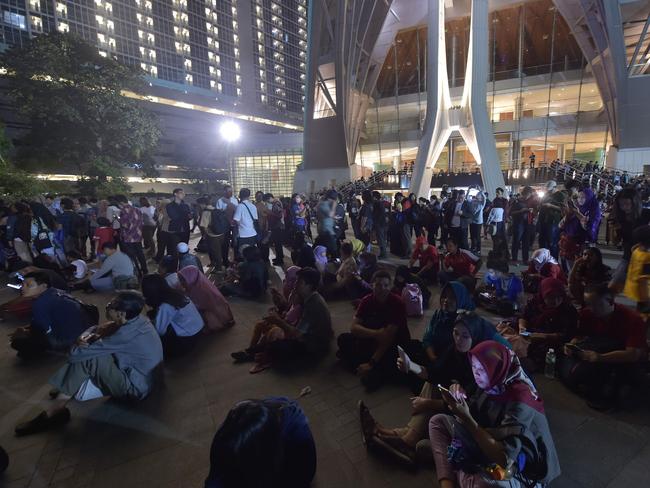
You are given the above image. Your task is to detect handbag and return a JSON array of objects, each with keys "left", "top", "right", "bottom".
[
  {"left": 243, "top": 203, "right": 270, "bottom": 244},
  {"left": 33, "top": 217, "right": 54, "bottom": 252}
]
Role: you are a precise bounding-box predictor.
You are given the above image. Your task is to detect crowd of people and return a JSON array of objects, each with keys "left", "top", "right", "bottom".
[{"left": 1, "top": 168, "right": 649, "bottom": 487}]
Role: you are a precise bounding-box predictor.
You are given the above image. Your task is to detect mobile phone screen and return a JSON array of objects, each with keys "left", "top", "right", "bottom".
[
  {"left": 7, "top": 283, "right": 21, "bottom": 289},
  {"left": 519, "top": 331, "right": 531, "bottom": 337}
]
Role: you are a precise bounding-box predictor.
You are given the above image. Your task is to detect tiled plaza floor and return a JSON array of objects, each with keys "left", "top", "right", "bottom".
[{"left": 0, "top": 242, "right": 648, "bottom": 488}]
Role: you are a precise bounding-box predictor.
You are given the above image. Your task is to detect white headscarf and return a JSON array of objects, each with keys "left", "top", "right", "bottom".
[{"left": 531, "top": 248, "right": 557, "bottom": 271}]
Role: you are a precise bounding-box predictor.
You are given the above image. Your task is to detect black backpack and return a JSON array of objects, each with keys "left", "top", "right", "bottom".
[{"left": 210, "top": 208, "right": 230, "bottom": 235}]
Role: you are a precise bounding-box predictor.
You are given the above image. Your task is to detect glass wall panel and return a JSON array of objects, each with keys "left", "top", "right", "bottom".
[{"left": 229, "top": 150, "right": 301, "bottom": 197}]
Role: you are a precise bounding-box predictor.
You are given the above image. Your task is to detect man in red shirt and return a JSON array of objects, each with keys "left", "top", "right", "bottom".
[
  {"left": 438, "top": 238, "right": 481, "bottom": 287},
  {"left": 561, "top": 283, "right": 648, "bottom": 409},
  {"left": 337, "top": 270, "right": 411, "bottom": 391},
  {"left": 409, "top": 236, "right": 439, "bottom": 283}
]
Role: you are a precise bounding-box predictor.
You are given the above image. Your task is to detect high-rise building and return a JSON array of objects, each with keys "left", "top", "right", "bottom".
[{"left": 0, "top": 0, "right": 308, "bottom": 195}]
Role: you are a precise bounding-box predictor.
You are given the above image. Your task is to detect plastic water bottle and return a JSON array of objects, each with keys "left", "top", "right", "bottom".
[{"left": 544, "top": 348, "right": 556, "bottom": 379}]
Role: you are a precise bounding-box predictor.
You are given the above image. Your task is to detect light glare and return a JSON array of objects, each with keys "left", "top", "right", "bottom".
[{"left": 220, "top": 120, "right": 241, "bottom": 142}]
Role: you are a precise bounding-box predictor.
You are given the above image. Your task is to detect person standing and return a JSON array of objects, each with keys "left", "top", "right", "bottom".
[
  {"left": 232, "top": 188, "right": 258, "bottom": 255},
  {"left": 139, "top": 196, "right": 157, "bottom": 257},
  {"left": 358, "top": 190, "right": 374, "bottom": 249},
  {"left": 373, "top": 191, "right": 388, "bottom": 258},
  {"left": 317, "top": 190, "right": 338, "bottom": 257},
  {"left": 116, "top": 195, "right": 148, "bottom": 276},
  {"left": 538, "top": 180, "right": 567, "bottom": 258},
  {"left": 468, "top": 189, "right": 486, "bottom": 255},
  {"left": 264, "top": 193, "right": 285, "bottom": 266},
  {"left": 166, "top": 188, "right": 192, "bottom": 248},
  {"left": 255, "top": 191, "right": 271, "bottom": 263},
  {"left": 509, "top": 193, "right": 530, "bottom": 264},
  {"left": 216, "top": 185, "right": 238, "bottom": 267}
]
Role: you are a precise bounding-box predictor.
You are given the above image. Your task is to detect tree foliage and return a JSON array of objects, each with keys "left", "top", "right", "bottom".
[{"left": 1, "top": 32, "right": 161, "bottom": 177}]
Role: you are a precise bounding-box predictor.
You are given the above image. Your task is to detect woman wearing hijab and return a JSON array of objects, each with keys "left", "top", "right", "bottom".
[
  {"left": 522, "top": 248, "right": 565, "bottom": 293},
  {"left": 393, "top": 265, "right": 431, "bottom": 310},
  {"left": 359, "top": 312, "right": 508, "bottom": 466},
  {"left": 510, "top": 277, "right": 578, "bottom": 369},
  {"left": 313, "top": 245, "right": 328, "bottom": 273},
  {"left": 429, "top": 341, "right": 561, "bottom": 488},
  {"left": 178, "top": 266, "right": 235, "bottom": 331},
  {"left": 559, "top": 187, "right": 602, "bottom": 273}
]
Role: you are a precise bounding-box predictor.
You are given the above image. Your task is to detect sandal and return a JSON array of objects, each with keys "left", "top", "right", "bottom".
[
  {"left": 373, "top": 433, "right": 416, "bottom": 466},
  {"left": 15, "top": 408, "right": 70, "bottom": 437},
  {"left": 249, "top": 362, "right": 272, "bottom": 374},
  {"left": 358, "top": 400, "right": 377, "bottom": 445}
]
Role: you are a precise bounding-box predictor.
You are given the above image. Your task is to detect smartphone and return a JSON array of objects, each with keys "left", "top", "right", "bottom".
[
  {"left": 7, "top": 283, "right": 21, "bottom": 290},
  {"left": 519, "top": 331, "right": 531, "bottom": 337},
  {"left": 16, "top": 273, "right": 24, "bottom": 281}
]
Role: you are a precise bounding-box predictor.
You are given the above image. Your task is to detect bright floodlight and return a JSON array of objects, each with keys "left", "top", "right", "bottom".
[{"left": 220, "top": 121, "right": 241, "bottom": 142}]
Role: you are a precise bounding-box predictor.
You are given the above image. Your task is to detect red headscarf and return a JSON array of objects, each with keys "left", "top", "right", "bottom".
[
  {"left": 539, "top": 277, "right": 566, "bottom": 302},
  {"left": 469, "top": 341, "right": 545, "bottom": 413}
]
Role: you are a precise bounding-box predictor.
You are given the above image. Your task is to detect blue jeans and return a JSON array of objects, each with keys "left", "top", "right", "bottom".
[{"left": 511, "top": 221, "right": 529, "bottom": 262}]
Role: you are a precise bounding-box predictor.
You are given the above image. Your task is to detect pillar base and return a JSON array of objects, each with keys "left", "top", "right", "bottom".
[{"left": 606, "top": 146, "right": 650, "bottom": 174}]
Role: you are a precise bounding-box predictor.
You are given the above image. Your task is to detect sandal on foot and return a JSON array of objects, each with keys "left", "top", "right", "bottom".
[
  {"left": 358, "top": 400, "right": 377, "bottom": 445},
  {"left": 373, "top": 434, "right": 416, "bottom": 466},
  {"left": 249, "top": 362, "right": 272, "bottom": 374},
  {"left": 15, "top": 408, "right": 70, "bottom": 437}
]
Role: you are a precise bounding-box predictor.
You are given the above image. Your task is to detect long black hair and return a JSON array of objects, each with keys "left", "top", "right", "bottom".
[
  {"left": 612, "top": 187, "right": 642, "bottom": 223},
  {"left": 141, "top": 273, "right": 188, "bottom": 309},
  {"left": 206, "top": 399, "right": 286, "bottom": 488}
]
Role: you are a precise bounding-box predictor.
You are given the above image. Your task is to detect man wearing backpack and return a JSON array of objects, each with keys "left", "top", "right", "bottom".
[
  {"left": 9, "top": 271, "right": 95, "bottom": 359},
  {"left": 199, "top": 199, "right": 230, "bottom": 272}
]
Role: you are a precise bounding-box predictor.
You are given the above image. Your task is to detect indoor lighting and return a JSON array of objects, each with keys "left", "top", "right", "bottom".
[{"left": 220, "top": 120, "right": 241, "bottom": 142}]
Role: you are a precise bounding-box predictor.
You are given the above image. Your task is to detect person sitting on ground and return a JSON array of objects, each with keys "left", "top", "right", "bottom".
[
  {"left": 219, "top": 245, "right": 268, "bottom": 299},
  {"left": 393, "top": 265, "right": 431, "bottom": 310},
  {"left": 337, "top": 270, "right": 413, "bottom": 391},
  {"left": 313, "top": 244, "right": 328, "bottom": 273},
  {"left": 15, "top": 291, "right": 163, "bottom": 437},
  {"left": 176, "top": 242, "right": 204, "bottom": 273},
  {"left": 321, "top": 241, "right": 367, "bottom": 300},
  {"left": 359, "top": 312, "right": 508, "bottom": 466},
  {"left": 569, "top": 247, "right": 611, "bottom": 305},
  {"left": 408, "top": 235, "right": 440, "bottom": 283},
  {"left": 205, "top": 397, "right": 316, "bottom": 488},
  {"left": 477, "top": 253, "right": 524, "bottom": 316},
  {"left": 231, "top": 268, "right": 333, "bottom": 373},
  {"left": 506, "top": 277, "right": 578, "bottom": 371},
  {"left": 77, "top": 242, "right": 137, "bottom": 292},
  {"left": 358, "top": 251, "right": 378, "bottom": 285},
  {"left": 291, "top": 231, "right": 315, "bottom": 269},
  {"left": 428, "top": 340, "right": 560, "bottom": 488},
  {"left": 1, "top": 265, "right": 68, "bottom": 321},
  {"left": 560, "top": 283, "right": 648, "bottom": 410},
  {"left": 438, "top": 238, "right": 481, "bottom": 287},
  {"left": 158, "top": 255, "right": 181, "bottom": 289},
  {"left": 178, "top": 265, "right": 235, "bottom": 331},
  {"left": 269, "top": 265, "right": 301, "bottom": 317},
  {"left": 522, "top": 247, "right": 565, "bottom": 293},
  {"left": 9, "top": 271, "right": 96, "bottom": 359},
  {"left": 141, "top": 273, "right": 205, "bottom": 358}
]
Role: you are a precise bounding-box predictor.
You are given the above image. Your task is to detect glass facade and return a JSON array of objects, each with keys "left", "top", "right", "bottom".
[
  {"left": 362, "top": 0, "right": 611, "bottom": 174},
  {"left": 229, "top": 150, "right": 302, "bottom": 197}
]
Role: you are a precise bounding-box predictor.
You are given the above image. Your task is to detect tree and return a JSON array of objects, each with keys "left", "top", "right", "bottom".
[{"left": 1, "top": 32, "right": 161, "bottom": 180}]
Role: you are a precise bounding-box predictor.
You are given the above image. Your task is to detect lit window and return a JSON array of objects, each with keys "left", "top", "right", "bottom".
[
  {"left": 236, "top": 75, "right": 241, "bottom": 84},
  {"left": 237, "top": 88, "right": 242, "bottom": 96},
  {"left": 232, "top": 21, "right": 238, "bottom": 30},
  {"left": 31, "top": 15, "right": 43, "bottom": 31},
  {"left": 259, "top": 69, "right": 265, "bottom": 77},
  {"left": 106, "top": 20, "right": 114, "bottom": 31},
  {"left": 260, "top": 82, "right": 265, "bottom": 90},
  {"left": 97, "top": 32, "right": 106, "bottom": 43},
  {"left": 29, "top": 0, "right": 40, "bottom": 11},
  {"left": 99, "top": 50, "right": 107, "bottom": 57},
  {"left": 136, "top": 13, "right": 143, "bottom": 22},
  {"left": 147, "top": 32, "right": 155, "bottom": 44},
  {"left": 235, "top": 61, "right": 240, "bottom": 70},
  {"left": 175, "top": 41, "right": 182, "bottom": 53},
  {"left": 217, "top": 82, "right": 222, "bottom": 92},
  {"left": 210, "top": 80, "right": 216, "bottom": 88},
  {"left": 145, "top": 0, "right": 152, "bottom": 11},
  {"left": 261, "top": 94, "right": 266, "bottom": 103},
  {"left": 185, "top": 73, "right": 193, "bottom": 84},
  {"left": 150, "top": 66, "right": 157, "bottom": 76},
  {"left": 184, "top": 59, "right": 192, "bottom": 70},
  {"left": 146, "top": 17, "right": 153, "bottom": 27},
  {"left": 234, "top": 48, "right": 240, "bottom": 58},
  {"left": 232, "top": 6, "right": 237, "bottom": 16},
  {"left": 96, "top": 15, "right": 104, "bottom": 24},
  {"left": 108, "top": 37, "right": 116, "bottom": 49},
  {"left": 56, "top": 2, "right": 67, "bottom": 16},
  {"left": 149, "top": 49, "right": 156, "bottom": 59},
  {"left": 233, "top": 34, "right": 239, "bottom": 44},
  {"left": 256, "top": 19, "right": 262, "bottom": 28},
  {"left": 105, "top": 2, "right": 112, "bottom": 13}
]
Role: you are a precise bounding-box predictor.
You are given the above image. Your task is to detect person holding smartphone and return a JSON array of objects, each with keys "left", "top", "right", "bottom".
[
  {"left": 559, "top": 283, "right": 648, "bottom": 410},
  {"left": 359, "top": 312, "right": 509, "bottom": 466},
  {"left": 429, "top": 341, "right": 560, "bottom": 487},
  {"left": 15, "top": 291, "right": 163, "bottom": 436}
]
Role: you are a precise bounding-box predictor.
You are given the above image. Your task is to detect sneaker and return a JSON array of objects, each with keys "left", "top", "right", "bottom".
[{"left": 231, "top": 350, "right": 254, "bottom": 363}]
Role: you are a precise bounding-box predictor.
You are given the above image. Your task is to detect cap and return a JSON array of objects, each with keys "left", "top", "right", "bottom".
[{"left": 177, "top": 242, "right": 189, "bottom": 254}]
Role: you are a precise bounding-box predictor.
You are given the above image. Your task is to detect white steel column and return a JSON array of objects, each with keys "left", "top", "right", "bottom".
[{"left": 410, "top": 0, "right": 506, "bottom": 198}]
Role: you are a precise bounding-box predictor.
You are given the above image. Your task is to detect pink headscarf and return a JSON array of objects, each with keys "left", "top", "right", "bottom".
[
  {"left": 283, "top": 266, "right": 301, "bottom": 299},
  {"left": 178, "top": 266, "right": 234, "bottom": 331}
]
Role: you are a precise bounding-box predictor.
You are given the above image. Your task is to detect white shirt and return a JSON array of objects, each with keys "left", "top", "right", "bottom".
[
  {"left": 487, "top": 207, "right": 504, "bottom": 224},
  {"left": 451, "top": 202, "right": 463, "bottom": 228},
  {"left": 140, "top": 205, "right": 156, "bottom": 226},
  {"left": 215, "top": 196, "right": 238, "bottom": 210},
  {"left": 71, "top": 259, "right": 88, "bottom": 279},
  {"left": 233, "top": 200, "right": 258, "bottom": 238},
  {"left": 106, "top": 205, "right": 121, "bottom": 229}
]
